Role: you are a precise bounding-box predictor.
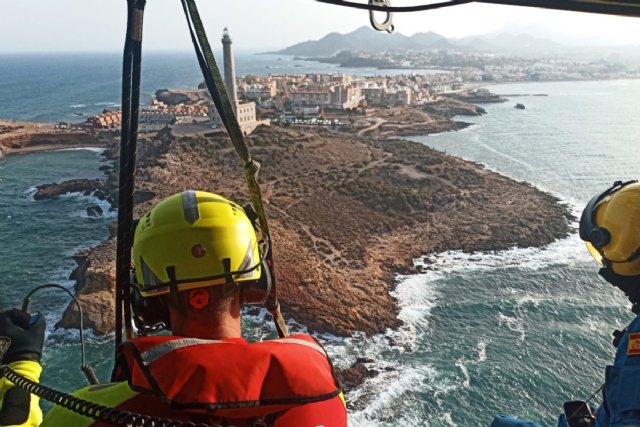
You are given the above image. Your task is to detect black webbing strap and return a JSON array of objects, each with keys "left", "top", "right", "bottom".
[
  {"left": 115, "top": 0, "right": 146, "bottom": 355},
  {"left": 181, "top": 0, "right": 289, "bottom": 338}
]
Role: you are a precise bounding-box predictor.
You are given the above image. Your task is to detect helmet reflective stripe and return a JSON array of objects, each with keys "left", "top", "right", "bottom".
[
  {"left": 236, "top": 239, "right": 258, "bottom": 279},
  {"left": 140, "top": 256, "right": 162, "bottom": 287},
  {"left": 181, "top": 190, "right": 199, "bottom": 224}
]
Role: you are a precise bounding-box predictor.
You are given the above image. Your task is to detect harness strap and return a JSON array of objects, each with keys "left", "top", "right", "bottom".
[
  {"left": 180, "top": 0, "right": 288, "bottom": 337},
  {"left": 115, "top": 0, "right": 146, "bottom": 356}
]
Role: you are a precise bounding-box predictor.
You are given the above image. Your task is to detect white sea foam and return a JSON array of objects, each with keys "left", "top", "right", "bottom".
[
  {"left": 94, "top": 102, "right": 119, "bottom": 107},
  {"left": 413, "top": 234, "right": 590, "bottom": 276},
  {"left": 56, "top": 191, "right": 116, "bottom": 219},
  {"left": 477, "top": 339, "right": 488, "bottom": 362},
  {"left": 349, "top": 235, "right": 590, "bottom": 416},
  {"left": 349, "top": 365, "right": 436, "bottom": 427},
  {"left": 498, "top": 312, "right": 526, "bottom": 341},
  {"left": 23, "top": 186, "right": 37, "bottom": 201},
  {"left": 69, "top": 104, "right": 86, "bottom": 108},
  {"left": 56, "top": 147, "right": 105, "bottom": 154}
]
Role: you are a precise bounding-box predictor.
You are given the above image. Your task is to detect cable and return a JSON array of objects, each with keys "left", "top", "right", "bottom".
[
  {"left": 315, "top": 0, "right": 640, "bottom": 16},
  {"left": 315, "top": 0, "right": 472, "bottom": 12},
  {"left": 21, "top": 284, "right": 99, "bottom": 385},
  {"left": 0, "top": 366, "right": 216, "bottom": 427},
  {"left": 116, "top": 0, "right": 147, "bottom": 356}
]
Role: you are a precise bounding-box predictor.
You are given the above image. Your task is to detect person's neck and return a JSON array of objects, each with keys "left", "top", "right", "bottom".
[{"left": 172, "top": 318, "right": 242, "bottom": 340}]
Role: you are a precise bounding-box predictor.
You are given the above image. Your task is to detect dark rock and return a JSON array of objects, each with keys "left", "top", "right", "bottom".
[
  {"left": 334, "top": 360, "right": 378, "bottom": 394},
  {"left": 86, "top": 204, "right": 103, "bottom": 217},
  {"left": 34, "top": 179, "right": 101, "bottom": 200},
  {"left": 134, "top": 190, "right": 156, "bottom": 205}
]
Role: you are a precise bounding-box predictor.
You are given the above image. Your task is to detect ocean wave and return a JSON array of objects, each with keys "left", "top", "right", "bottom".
[
  {"left": 498, "top": 312, "right": 526, "bottom": 341},
  {"left": 57, "top": 147, "right": 105, "bottom": 154},
  {"left": 94, "top": 101, "right": 119, "bottom": 107},
  {"left": 69, "top": 104, "right": 86, "bottom": 108},
  {"left": 349, "top": 365, "right": 436, "bottom": 427},
  {"left": 413, "top": 234, "right": 589, "bottom": 276},
  {"left": 23, "top": 186, "right": 38, "bottom": 201}
]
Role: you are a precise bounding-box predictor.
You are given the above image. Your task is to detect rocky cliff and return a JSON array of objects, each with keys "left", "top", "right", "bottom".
[{"left": 58, "top": 123, "right": 573, "bottom": 336}]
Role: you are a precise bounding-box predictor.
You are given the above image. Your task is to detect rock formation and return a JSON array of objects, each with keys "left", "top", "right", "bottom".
[
  {"left": 34, "top": 179, "right": 102, "bottom": 200},
  {"left": 57, "top": 123, "right": 573, "bottom": 337}
]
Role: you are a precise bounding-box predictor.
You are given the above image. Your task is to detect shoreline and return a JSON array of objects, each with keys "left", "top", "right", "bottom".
[
  {"left": 8, "top": 92, "right": 575, "bottom": 339},
  {"left": 55, "top": 120, "right": 573, "bottom": 338},
  {"left": 5, "top": 142, "right": 107, "bottom": 156}
]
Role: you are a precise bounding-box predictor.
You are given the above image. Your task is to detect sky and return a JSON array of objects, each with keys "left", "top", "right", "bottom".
[{"left": 1, "top": 0, "right": 640, "bottom": 53}]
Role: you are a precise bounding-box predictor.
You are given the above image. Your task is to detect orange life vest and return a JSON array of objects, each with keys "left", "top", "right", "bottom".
[{"left": 115, "top": 334, "right": 343, "bottom": 421}]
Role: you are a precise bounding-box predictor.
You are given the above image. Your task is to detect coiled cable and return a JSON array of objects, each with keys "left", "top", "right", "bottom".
[{"left": 0, "top": 365, "right": 217, "bottom": 427}]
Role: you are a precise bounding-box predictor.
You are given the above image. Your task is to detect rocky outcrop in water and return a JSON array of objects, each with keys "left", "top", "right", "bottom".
[
  {"left": 56, "top": 239, "right": 116, "bottom": 334},
  {"left": 34, "top": 179, "right": 103, "bottom": 200}
]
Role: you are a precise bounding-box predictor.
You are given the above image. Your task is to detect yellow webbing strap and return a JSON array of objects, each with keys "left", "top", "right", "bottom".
[{"left": 181, "top": 0, "right": 288, "bottom": 337}]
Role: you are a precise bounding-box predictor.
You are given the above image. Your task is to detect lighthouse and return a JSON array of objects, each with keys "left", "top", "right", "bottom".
[{"left": 221, "top": 27, "right": 238, "bottom": 109}]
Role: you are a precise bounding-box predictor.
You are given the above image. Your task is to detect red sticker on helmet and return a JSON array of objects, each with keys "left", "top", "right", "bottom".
[
  {"left": 189, "top": 289, "right": 210, "bottom": 310},
  {"left": 191, "top": 244, "right": 207, "bottom": 258}
]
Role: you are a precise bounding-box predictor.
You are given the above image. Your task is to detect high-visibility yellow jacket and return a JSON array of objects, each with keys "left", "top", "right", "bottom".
[{"left": 0, "top": 361, "right": 42, "bottom": 427}]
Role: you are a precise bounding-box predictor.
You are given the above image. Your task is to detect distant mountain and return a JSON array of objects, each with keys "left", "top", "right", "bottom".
[
  {"left": 267, "top": 24, "right": 640, "bottom": 66},
  {"left": 273, "top": 26, "right": 453, "bottom": 56}
]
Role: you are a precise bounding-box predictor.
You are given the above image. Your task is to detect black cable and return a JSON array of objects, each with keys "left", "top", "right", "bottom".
[
  {"left": 21, "top": 284, "right": 98, "bottom": 385},
  {"left": 315, "top": 0, "right": 640, "bottom": 16},
  {"left": 315, "top": 0, "right": 472, "bottom": 12},
  {"left": 0, "top": 366, "right": 216, "bottom": 427},
  {"left": 116, "top": 0, "right": 146, "bottom": 357}
]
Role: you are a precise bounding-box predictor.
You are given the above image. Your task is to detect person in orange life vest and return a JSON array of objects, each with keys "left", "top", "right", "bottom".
[
  {"left": 1, "top": 190, "right": 347, "bottom": 427},
  {"left": 78, "top": 190, "right": 346, "bottom": 426}
]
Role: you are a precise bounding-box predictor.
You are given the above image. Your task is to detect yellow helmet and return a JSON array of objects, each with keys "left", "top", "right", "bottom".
[
  {"left": 132, "top": 191, "right": 261, "bottom": 297},
  {"left": 579, "top": 180, "right": 640, "bottom": 276}
]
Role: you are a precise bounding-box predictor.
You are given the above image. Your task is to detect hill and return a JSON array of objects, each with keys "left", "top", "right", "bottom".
[{"left": 272, "top": 26, "right": 565, "bottom": 56}]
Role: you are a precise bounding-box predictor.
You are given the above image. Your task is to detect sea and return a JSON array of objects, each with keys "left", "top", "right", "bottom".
[{"left": 1, "top": 52, "right": 639, "bottom": 426}]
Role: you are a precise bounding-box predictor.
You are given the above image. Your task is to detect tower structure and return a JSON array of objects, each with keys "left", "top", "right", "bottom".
[{"left": 221, "top": 27, "right": 238, "bottom": 110}]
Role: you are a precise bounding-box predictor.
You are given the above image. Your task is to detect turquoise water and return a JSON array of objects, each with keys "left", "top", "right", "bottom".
[
  {"left": 1, "top": 53, "right": 640, "bottom": 426},
  {"left": 0, "top": 149, "right": 115, "bottom": 391},
  {"left": 0, "top": 52, "right": 443, "bottom": 122}
]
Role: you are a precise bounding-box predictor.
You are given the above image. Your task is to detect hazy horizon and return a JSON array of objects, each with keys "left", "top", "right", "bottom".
[
  {"left": 1, "top": 24, "right": 639, "bottom": 56},
  {"left": 2, "top": 1, "right": 640, "bottom": 53}
]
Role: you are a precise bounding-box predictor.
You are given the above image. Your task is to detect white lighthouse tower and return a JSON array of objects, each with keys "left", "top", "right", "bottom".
[{"left": 221, "top": 27, "right": 238, "bottom": 109}]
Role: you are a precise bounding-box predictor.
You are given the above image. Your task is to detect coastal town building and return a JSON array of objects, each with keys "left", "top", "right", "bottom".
[{"left": 86, "top": 110, "right": 122, "bottom": 129}]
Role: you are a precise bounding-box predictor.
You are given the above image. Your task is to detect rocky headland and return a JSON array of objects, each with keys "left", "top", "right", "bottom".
[
  {"left": 12, "top": 100, "right": 573, "bottom": 394},
  {"left": 0, "top": 119, "right": 105, "bottom": 153},
  {"left": 54, "top": 115, "right": 573, "bottom": 338}
]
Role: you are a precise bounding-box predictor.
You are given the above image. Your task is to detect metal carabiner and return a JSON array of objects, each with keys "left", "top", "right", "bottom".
[{"left": 369, "top": 0, "right": 394, "bottom": 33}]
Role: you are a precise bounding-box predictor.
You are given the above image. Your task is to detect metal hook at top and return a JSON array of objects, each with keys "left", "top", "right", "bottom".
[{"left": 369, "top": 0, "right": 394, "bottom": 33}]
